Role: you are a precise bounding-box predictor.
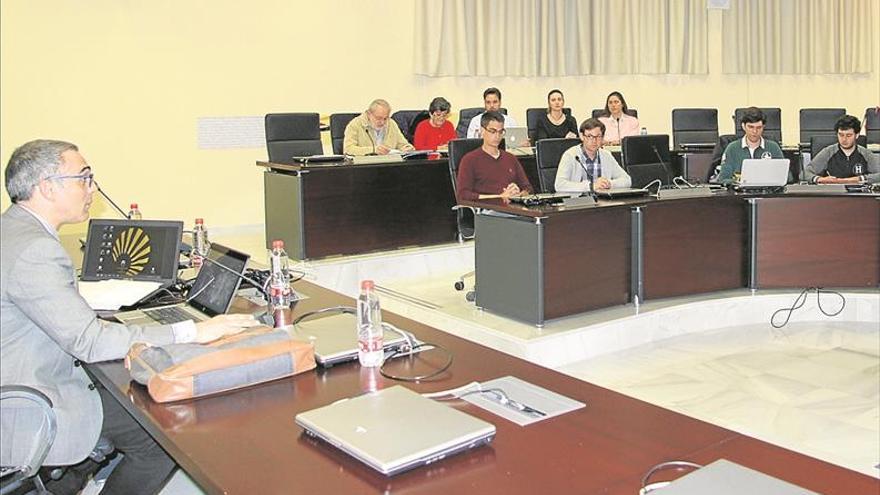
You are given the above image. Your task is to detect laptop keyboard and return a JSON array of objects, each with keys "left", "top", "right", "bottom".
[{"left": 143, "top": 306, "right": 195, "bottom": 325}]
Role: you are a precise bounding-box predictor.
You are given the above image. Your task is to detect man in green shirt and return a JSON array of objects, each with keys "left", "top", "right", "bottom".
[{"left": 716, "top": 107, "right": 784, "bottom": 184}]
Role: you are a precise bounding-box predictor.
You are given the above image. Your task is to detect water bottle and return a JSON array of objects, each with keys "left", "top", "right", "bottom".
[
  {"left": 357, "top": 280, "right": 384, "bottom": 367},
  {"left": 267, "top": 240, "right": 292, "bottom": 327},
  {"left": 191, "top": 218, "right": 209, "bottom": 268},
  {"left": 128, "top": 203, "right": 142, "bottom": 220},
  {"left": 640, "top": 127, "right": 648, "bottom": 136}
]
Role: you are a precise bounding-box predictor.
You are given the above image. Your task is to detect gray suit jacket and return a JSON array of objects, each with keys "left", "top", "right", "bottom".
[{"left": 0, "top": 204, "right": 176, "bottom": 465}]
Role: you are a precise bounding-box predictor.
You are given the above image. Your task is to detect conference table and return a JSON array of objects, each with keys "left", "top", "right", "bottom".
[
  {"left": 87, "top": 278, "right": 877, "bottom": 495},
  {"left": 462, "top": 190, "right": 879, "bottom": 325}
]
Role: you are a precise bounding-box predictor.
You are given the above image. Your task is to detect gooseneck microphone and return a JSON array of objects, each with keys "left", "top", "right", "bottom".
[
  {"left": 364, "top": 125, "right": 377, "bottom": 156},
  {"left": 650, "top": 144, "right": 675, "bottom": 185},
  {"left": 574, "top": 154, "right": 596, "bottom": 191},
  {"left": 616, "top": 117, "right": 621, "bottom": 142},
  {"left": 94, "top": 181, "right": 130, "bottom": 219}
]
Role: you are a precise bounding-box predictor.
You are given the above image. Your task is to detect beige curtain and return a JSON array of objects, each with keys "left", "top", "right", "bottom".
[
  {"left": 722, "top": 0, "right": 874, "bottom": 74},
  {"left": 414, "top": 0, "right": 708, "bottom": 76}
]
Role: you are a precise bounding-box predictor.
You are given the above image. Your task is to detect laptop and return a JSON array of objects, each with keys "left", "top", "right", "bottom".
[
  {"left": 592, "top": 187, "right": 650, "bottom": 199},
  {"left": 508, "top": 193, "right": 568, "bottom": 206},
  {"left": 292, "top": 313, "right": 408, "bottom": 367},
  {"left": 292, "top": 154, "right": 346, "bottom": 164},
  {"left": 737, "top": 158, "right": 790, "bottom": 187},
  {"left": 295, "top": 385, "right": 496, "bottom": 475},
  {"left": 81, "top": 219, "right": 183, "bottom": 287},
  {"left": 114, "top": 243, "right": 250, "bottom": 326},
  {"left": 657, "top": 459, "right": 818, "bottom": 494},
  {"left": 503, "top": 127, "right": 532, "bottom": 152},
  {"left": 677, "top": 142, "right": 716, "bottom": 150}
]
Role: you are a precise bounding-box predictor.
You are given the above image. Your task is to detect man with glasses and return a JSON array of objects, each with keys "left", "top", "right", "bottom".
[
  {"left": 805, "top": 115, "right": 879, "bottom": 184},
  {"left": 466, "top": 87, "right": 519, "bottom": 139},
  {"left": 555, "top": 118, "right": 631, "bottom": 194},
  {"left": 343, "top": 99, "right": 415, "bottom": 156},
  {"left": 716, "top": 106, "right": 784, "bottom": 184},
  {"left": 456, "top": 111, "right": 532, "bottom": 201},
  {"left": 1, "top": 140, "right": 258, "bottom": 494}
]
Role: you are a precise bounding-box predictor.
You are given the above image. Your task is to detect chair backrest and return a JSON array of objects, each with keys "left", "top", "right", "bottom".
[
  {"left": 734, "top": 107, "right": 782, "bottom": 144},
  {"left": 1, "top": 386, "right": 57, "bottom": 493},
  {"left": 810, "top": 134, "right": 838, "bottom": 158},
  {"left": 799, "top": 108, "right": 846, "bottom": 145},
  {"left": 526, "top": 107, "right": 573, "bottom": 139},
  {"left": 864, "top": 107, "right": 880, "bottom": 144},
  {"left": 447, "top": 138, "right": 484, "bottom": 240},
  {"left": 671, "top": 108, "right": 718, "bottom": 149},
  {"left": 709, "top": 134, "right": 739, "bottom": 182},
  {"left": 591, "top": 108, "right": 638, "bottom": 119},
  {"left": 391, "top": 110, "right": 426, "bottom": 144},
  {"left": 535, "top": 138, "right": 580, "bottom": 193},
  {"left": 265, "top": 113, "right": 323, "bottom": 163},
  {"left": 329, "top": 112, "right": 360, "bottom": 155},
  {"left": 621, "top": 134, "right": 674, "bottom": 188},
  {"left": 456, "top": 107, "right": 509, "bottom": 138}
]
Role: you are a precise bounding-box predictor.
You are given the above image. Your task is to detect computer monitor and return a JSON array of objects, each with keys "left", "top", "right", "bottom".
[
  {"left": 620, "top": 134, "right": 675, "bottom": 188},
  {"left": 81, "top": 219, "right": 183, "bottom": 286}
]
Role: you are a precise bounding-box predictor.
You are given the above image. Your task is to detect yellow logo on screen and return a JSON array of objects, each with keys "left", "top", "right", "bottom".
[{"left": 111, "top": 227, "right": 151, "bottom": 276}]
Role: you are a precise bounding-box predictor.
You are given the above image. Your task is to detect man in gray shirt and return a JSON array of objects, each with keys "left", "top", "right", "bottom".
[
  {"left": 804, "top": 115, "right": 879, "bottom": 184},
  {"left": 555, "top": 118, "right": 631, "bottom": 194}
]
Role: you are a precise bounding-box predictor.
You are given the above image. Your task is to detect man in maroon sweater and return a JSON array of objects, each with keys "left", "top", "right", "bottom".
[{"left": 456, "top": 111, "right": 533, "bottom": 201}]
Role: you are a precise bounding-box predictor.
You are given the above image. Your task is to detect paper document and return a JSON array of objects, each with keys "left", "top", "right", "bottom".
[{"left": 78, "top": 279, "right": 161, "bottom": 310}]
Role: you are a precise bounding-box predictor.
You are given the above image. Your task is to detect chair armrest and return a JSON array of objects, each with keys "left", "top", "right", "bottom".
[{"left": 0, "top": 385, "right": 58, "bottom": 481}]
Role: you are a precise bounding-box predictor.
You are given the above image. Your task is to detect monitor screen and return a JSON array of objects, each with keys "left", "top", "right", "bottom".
[{"left": 81, "top": 219, "right": 182, "bottom": 285}]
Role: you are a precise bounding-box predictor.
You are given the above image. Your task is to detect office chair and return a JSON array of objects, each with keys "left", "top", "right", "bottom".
[
  {"left": 590, "top": 108, "right": 638, "bottom": 119},
  {"left": 1, "top": 386, "right": 57, "bottom": 495},
  {"left": 809, "top": 135, "right": 838, "bottom": 159},
  {"left": 708, "top": 134, "right": 738, "bottom": 183},
  {"left": 525, "top": 107, "right": 573, "bottom": 142},
  {"left": 734, "top": 107, "right": 782, "bottom": 144},
  {"left": 535, "top": 138, "right": 580, "bottom": 193},
  {"left": 455, "top": 107, "right": 508, "bottom": 138},
  {"left": 329, "top": 112, "right": 360, "bottom": 155},
  {"left": 864, "top": 107, "right": 879, "bottom": 144},
  {"left": 390, "top": 110, "right": 427, "bottom": 144},
  {"left": 264, "top": 113, "right": 323, "bottom": 164},
  {"left": 621, "top": 134, "right": 674, "bottom": 189},
  {"left": 447, "top": 138, "right": 484, "bottom": 302},
  {"left": 671, "top": 108, "right": 719, "bottom": 149},
  {"left": 799, "top": 108, "right": 846, "bottom": 146}
]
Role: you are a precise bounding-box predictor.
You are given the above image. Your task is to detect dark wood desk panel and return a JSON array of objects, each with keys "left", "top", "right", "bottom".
[
  {"left": 543, "top": 207, "right": 632, "bottom": 319},
  {"left": 755, "top": 196, "right": 880, "bottom": 288},
  {"left": 642, "top": 196, "right": 747, "bottom": 299}
]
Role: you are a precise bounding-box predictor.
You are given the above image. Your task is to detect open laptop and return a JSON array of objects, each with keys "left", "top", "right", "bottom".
[
  {"left": 295, "top": 385, "right": 496, "bottom": 476},
  {"left": 81, "top": 219, "right": 183, "bottom": 287},
  {"left": 292, "top": 313, "right": 408, "bottom": 367},
  {"left": 114, "top": 243, "right": 249, "bottom": 326},
  {"left": 737, "top": 158, "right": 790, "bottom": 187},
  {"left": 503, "top": 127, "right": 533, "bottom": 155},
  {"left": 657, "top": 459, "right": 818, "bottom": 494}
]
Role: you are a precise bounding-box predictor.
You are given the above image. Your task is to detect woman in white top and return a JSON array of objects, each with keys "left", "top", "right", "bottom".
[{"left": 597, "top": 91, "right": 640, "bottom": 145}]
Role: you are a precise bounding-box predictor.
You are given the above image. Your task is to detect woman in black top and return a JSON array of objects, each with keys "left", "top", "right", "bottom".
[{"left": 532, "top": 89, "right": 578, "bottom": 142}]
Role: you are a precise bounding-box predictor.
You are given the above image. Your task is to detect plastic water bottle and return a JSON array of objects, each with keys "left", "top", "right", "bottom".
[
  {"left": 128, "top": 203, "right": 142, "bottom": 220},
  {"left": 191, "top": 218, "right": 209, "bottom": 268},
  {"left": 357, "top": 280, "right": 384, "bottom": 367},
  {"left": 640, "top": 127, "right": 648, "bottom": 136},
  {"left": 267, "top": 240, "right": 292, "bottom": 327}
]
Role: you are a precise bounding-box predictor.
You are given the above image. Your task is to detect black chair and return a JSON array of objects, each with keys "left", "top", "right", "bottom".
[
  {"left": 535, "top": 138, "right": 580, "bottom": 193},
  {"left": 526, "top": 107, "right": 573, "bottom": 141},
  {"left": 456, "top": 107, "right": 507, "bottom": 138},
  {"left": 447, "top": 138, "right": 484, "bottom": 241},
  {"left": 329, "top": 112, "right": 359, "bottom": 155},
  {"left": 734, "top": 107, "right": 782, "bottom": 144},
  {"left": 864, "top": 107, "right": 880, "bottom": 144},
  {"left": 671, "top": 108, "right": 718, "bottom": 149},
  {"left": 264, "top": 113, "right": 323, "bottom": 164},
  {"left": 621, "top": 134, "right": 674, "bottom": 188},
  {"left": 708, "top": 134, "right": 738, "bottom": 183},
  {"left": 590, "top": 108, "right": 638, "bottom": 119},
  {"left": 810, "top": 135, "right": 838, "bottom": 158},
  {"left": 391, "top": 110, "right": 427, "bottom": 144},
  {"left": 799, "top": 108, "right": 846, "bottom": 145}
]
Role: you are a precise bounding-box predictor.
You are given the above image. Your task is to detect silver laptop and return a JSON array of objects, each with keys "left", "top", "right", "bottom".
[
  {"left": 114, "top": 243, "right": 249, "bottom": 326},
  {"left": 295, "top": 385, "right": 496, "bottom": 475},
  {"left": 291, "top": 313, "right": 408, "bottom": 367},
  {"left": 504, "top": 126, "right": 531, "bottom": 150},
  {"left": 738, "top": 158, "right": 790, "bottom": 187},
  {"left": 657, "top": 459, "right": 818, "bottom": 494}
]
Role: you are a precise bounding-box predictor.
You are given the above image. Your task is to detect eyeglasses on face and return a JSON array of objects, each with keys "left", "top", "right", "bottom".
[
  {"left": 45, "top": 172, "right": 95, "bottom": 188},
  {"left": 582, "top": 133, "right": 603, "bottom": 141},
  {"left": 482, "top": 126, "right": 506, "bottom": 136}
]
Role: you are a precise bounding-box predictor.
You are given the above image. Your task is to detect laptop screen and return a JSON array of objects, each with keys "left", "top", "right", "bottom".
[
  {"left": 188, "top": 243, "right": 250, "bottom": 317},
  {"left": 81, "top": 219, "right": 183, "bottom": 285}
]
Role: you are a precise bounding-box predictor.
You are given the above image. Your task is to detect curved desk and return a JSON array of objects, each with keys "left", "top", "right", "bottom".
[{"left": 463, "top": 192, "right": 879, "bottom": 325}]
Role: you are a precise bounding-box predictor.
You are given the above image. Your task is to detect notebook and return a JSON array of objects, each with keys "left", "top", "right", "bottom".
[
  {"left": 592, "top": 187, "right": 650, "bottom": 199},
  {"left": 81, "top": 219, "right": 183, "bottom": 287},
  {"left": 291, "top": 313, "right": 408, "bottom": 367},
  {"left": 296, "top": 385, "right": 496, "bottom": 475},
  {"left": 508, "top": 193, "right": 568, "bottom": 206},
  {"left": 657, "top": 459, "right": 818, "bottom": 494},
  {"left": 738, "top": 158, "right": 790, "bottom": 187},
  {"left": 114, "top": 243, "right": 249, "bottom": 326}
]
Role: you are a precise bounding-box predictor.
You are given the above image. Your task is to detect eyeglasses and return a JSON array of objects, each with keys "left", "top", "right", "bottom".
[
  {"left": 46, "top": 172, "right": 95, "bottom": 188},
  {"left": 582, "top": 133, "right": 603, "bottom": 141},
  {"left": 482, "top": 127, "right": 506, "bottom": 136}
]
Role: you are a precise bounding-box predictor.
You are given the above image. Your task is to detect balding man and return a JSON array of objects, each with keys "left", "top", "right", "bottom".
[{"left": 343, "top": 99, "right": 414, "bottom": 156}]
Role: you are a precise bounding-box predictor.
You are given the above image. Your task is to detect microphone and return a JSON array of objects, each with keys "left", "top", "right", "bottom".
[
  {"left": 574, "top": 154, "right": 596, "bottom": 192},
  {"left": 94, "top": 181, "right": 130, "bottom": 219},
  {"left": 616, "top": 117, "right": 621, "bottom": 143},
  {"left": 364, "top": 125, "right": 377, "bottom": 156},
  {"left": 650, "top": 144, "right": 675, "bottom": 186}
]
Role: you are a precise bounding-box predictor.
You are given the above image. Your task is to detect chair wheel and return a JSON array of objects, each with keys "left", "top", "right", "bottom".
[
  {"left": 454, "top": 281, "right": 465, "bottom": 291},
  {"left": 465, "top": 291, "right": 476, "bottom": 302}
]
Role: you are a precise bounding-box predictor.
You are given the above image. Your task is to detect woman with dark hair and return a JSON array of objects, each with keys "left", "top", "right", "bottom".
[
  {"left": 413, "top": 97, "right": 456, "bottom": 151},
  {"left": 598, "top": 91, "right": 640, "bottom": 145},
  {"left": 532, "top": 89, "right": 578, "bottom": 142}
]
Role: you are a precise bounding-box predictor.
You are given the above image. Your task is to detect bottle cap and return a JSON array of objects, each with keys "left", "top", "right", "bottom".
[
  {"left": 360, "top": 280, "right": 374, "bottom": 290},
  {"left": 195, "top": 218, "right": 204, "bottom": 224},
  {"left": 272, "top": 239, "right": 284, "bottom": 249},
  {"left": 130, "top": 203, "right": 138, "bottom": 209}
]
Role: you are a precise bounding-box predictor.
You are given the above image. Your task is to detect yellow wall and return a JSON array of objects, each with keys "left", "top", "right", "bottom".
[{"left": 2, "top": 1, "right": 877, "bottom": 233}]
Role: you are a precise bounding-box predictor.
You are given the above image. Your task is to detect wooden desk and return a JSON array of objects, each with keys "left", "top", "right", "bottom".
[{"left": 87, "top": 280, "right": 876, "bottom": 495}]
